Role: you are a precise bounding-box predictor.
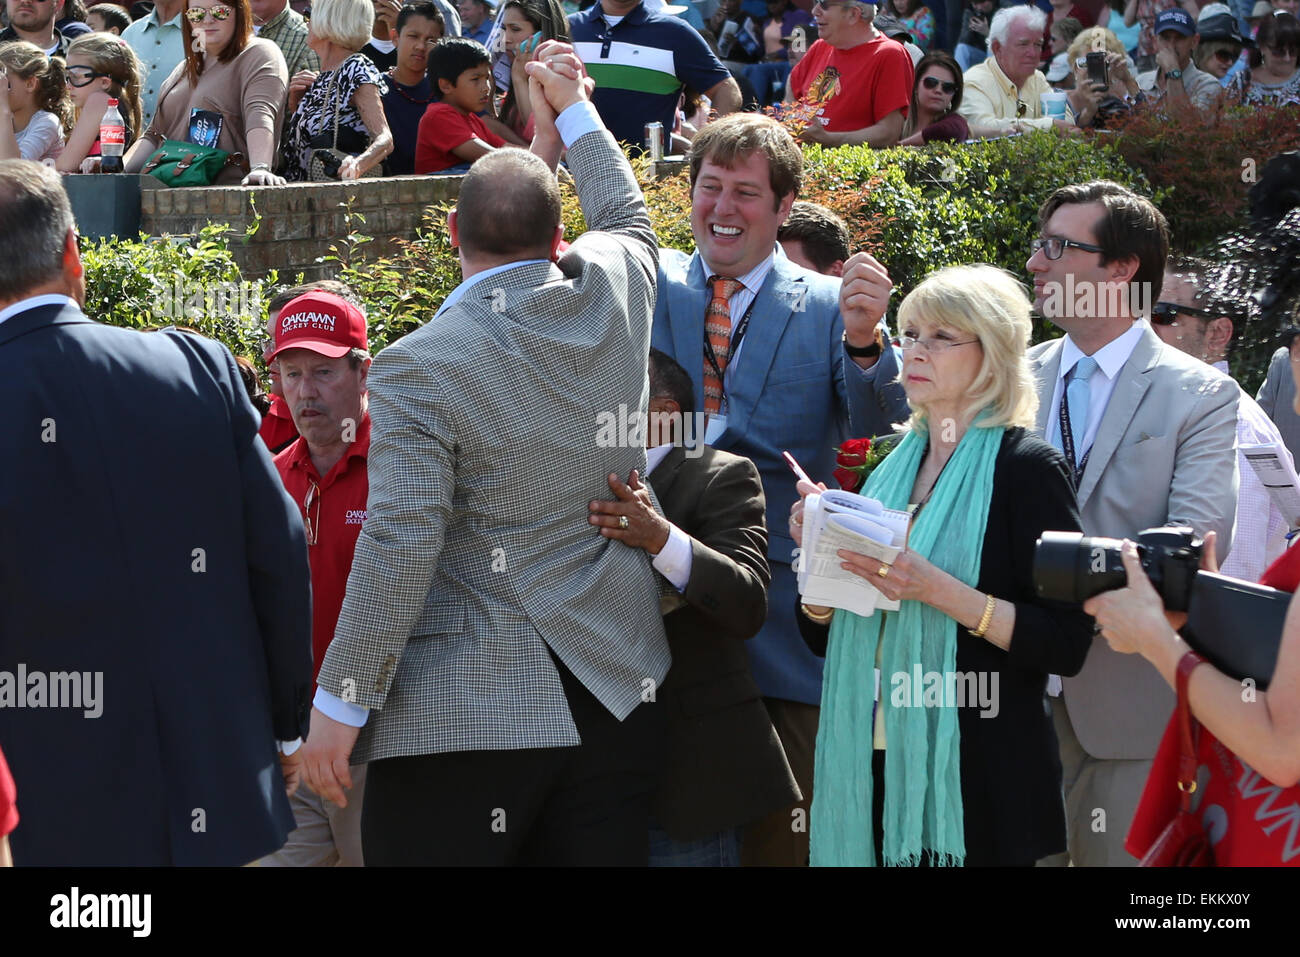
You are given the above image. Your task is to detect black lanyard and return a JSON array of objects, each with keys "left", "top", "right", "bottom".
[
  {"left": 703, "top": 295, "right": 757, "bottom": 388},
  {"left": 1058, "top": 389, "right": 1090, "bottom": 488}
]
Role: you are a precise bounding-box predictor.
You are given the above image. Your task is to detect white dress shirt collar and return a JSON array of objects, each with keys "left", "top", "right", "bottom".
[
  {"left": 1056, "top": 320, "right": 1146, "bottom": 385},
  {"left": 698, "top": 247, "right": 777, "bottom": 297}
]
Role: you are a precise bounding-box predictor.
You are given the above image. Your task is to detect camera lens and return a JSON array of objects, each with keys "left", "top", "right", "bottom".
[{"left": 1033, "top": 532, "right": 1128, "bottom": 603}]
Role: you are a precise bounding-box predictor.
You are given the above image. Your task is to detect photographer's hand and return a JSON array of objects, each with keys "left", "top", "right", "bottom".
[{"left": 1084, "top": 540, "right": 1184, "bottom": 659}]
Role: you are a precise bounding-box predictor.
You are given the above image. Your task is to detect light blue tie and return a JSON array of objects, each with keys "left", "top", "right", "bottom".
[{"left": 1065, "top": 355, "right": 1099, "bottom": 465}]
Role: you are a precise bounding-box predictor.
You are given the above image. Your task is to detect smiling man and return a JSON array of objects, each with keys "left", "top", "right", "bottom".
[
  {"left": 784, "top": 0, "right": 914, "bottom": 148},
  {"left": 651, "top": 111, "right": 907, "bottom": 866}
]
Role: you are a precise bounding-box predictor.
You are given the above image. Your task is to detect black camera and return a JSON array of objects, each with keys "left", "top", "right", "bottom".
[
  {"left": 1034, "top": 527, "right": 1202, "bottom": 611},
  {"left": 1034, "top": 526, "right": 1290, "bottom": 687}
]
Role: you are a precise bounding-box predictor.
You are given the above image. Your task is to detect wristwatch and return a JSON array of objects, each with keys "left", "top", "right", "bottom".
[
  {"left": 1167, "top": 69, "right": 1184, "bottom": 81},
  {"left": 843, "top": 330, "right": 881, "bottom": 358}
]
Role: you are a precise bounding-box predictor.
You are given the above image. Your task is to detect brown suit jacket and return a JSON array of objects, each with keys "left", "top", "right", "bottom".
[{"left": 648, "top": 445, "right": 800, "bottom": 841}]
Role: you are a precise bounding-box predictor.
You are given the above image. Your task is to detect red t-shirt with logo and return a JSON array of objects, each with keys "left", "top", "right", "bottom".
[
  {"left": 415, "top": 103, "right": 506, "bottom": 173},
  {"left": 789, "top": 34, "right": 913, "bottom": 133},
  {"left": 274, "top": 414, "right": 371, "bottom": 685}
]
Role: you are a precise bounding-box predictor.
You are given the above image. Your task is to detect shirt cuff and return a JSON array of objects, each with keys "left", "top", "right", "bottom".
[
  {"left": 651, "top": 523, "right": 693, "bottom": 593},
  {"left": 278, "top": 738, "right": 302, "bottom": 756},
  {"left": 555, "top": 100, "right": 604, "bottom": 149},
  {"left": 314, "top": 686, "right": 369, "bottom": 727}
]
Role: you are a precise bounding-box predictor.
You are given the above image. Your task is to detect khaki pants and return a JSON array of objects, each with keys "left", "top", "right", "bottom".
[
  {"left": 1039, "top": 697, "right": 1150, "bottom": 867},
  {"left": 257, "top": 763, "right": 367, "bottom": 867},
  {"left": 741, "top": 698, "right": 818, "bottom": 867}
]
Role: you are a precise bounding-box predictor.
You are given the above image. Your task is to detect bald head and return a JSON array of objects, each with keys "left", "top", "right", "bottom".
[{"left": 455, "top": 150, "right": 562, "bottom": 261}]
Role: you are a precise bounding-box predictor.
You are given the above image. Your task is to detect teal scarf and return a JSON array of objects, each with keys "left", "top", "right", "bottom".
[{"left": 810, "top": 423, "right": 1003, "bottom": 867}]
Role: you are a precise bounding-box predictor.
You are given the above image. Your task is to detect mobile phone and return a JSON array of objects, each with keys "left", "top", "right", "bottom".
[
  {"left": 519, "top": 31, "right": 543, "bottom": 55},
  {"left": 1086, "top": 51, "right": 1109, "bottom": 89}
]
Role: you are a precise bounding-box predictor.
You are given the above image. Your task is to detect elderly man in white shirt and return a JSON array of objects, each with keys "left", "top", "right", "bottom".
[
  {"left": 960, "top": 5, "right": 1088, "bottom": 137},
  {"left": 1151, "top": 257, "right": 1292, "bottom": 581}
]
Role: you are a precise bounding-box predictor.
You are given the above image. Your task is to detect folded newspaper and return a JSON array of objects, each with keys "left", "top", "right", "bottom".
[
  {"left": 796, "top": 489, "right": 912, "bottom": 618},
  {"left": 1241, "top": 440, "right": 1300, "bottom": 529}
]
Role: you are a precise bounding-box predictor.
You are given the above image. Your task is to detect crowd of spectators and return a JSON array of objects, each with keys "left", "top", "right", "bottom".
[{"left": 1, "top": 0, "right": 1295, "bottom": 182}]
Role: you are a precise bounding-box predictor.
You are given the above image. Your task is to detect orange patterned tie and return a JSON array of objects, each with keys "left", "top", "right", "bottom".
[{"left": 703, "top": 275, "right": 744, "bottom": 418}]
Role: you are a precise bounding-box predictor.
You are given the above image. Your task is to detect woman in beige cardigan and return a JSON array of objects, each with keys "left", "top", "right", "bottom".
[{"left": 124, "top": 0, "right": 287, "bottom": 185}]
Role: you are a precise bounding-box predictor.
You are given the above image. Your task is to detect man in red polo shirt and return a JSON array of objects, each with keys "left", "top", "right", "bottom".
[
  {"left": 259, "top": 290, "right": 372, "bottom": 868},
  {"left": 786, "top": 0, "right": 913, "bottom": 148}
]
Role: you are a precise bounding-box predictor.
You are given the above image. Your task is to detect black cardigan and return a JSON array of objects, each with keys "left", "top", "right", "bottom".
[{"left": 798, "top": 427, "right": 1093, "bottom": 865}]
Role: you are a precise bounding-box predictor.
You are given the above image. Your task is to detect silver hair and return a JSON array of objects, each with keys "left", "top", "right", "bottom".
[
  {"left": 988, "top": 4, "right": 1047, "bottom": 49},
  {"left": 0, "top": 160, "right": 74, "bottom": 302}
]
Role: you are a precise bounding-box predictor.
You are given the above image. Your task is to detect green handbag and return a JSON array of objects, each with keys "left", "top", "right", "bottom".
[{"left": 142, "top": 140, "right": 246, "bottom": 187}]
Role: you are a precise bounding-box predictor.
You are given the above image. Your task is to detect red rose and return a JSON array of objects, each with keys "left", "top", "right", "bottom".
[
  {"left": 833, "top": 467, "right": 862, "bottom": 492},
  {"left": 836, "top": 437, "right": 872, "bottom": 468}
]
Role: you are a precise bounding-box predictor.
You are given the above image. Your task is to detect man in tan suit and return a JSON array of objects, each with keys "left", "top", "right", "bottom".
[{"left": 1026, "top": 181, "right": 1239, "bottom": 866}]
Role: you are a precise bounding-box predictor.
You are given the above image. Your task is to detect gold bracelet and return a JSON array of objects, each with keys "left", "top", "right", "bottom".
[
  {"left": 969, "top": 594, "right": 997, "bottom": 638},
  {"left": 801, "top": 603, "right": 834, "bottom": 625}
]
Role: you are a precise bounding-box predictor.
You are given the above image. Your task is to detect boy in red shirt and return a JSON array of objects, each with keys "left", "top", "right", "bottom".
[{"left": 415, "top": 37, "right": 507, "bottom": 174}]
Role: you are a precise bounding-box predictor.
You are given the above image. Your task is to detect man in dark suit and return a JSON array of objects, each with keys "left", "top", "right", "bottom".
[
  {"left": 589, "top": 349, "right": 800, "bottom": 866},
  {"left": 0, "top": 159, "right": 313, "bottom": 866}
]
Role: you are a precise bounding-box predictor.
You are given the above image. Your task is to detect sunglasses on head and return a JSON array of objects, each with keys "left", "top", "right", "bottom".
[
  {"left": 921, "top": 75, "right": 957, "bottom": 94},
  {"left": 1150, "top": 301, "right": 1219, "bottom": 325},
  {"left": 184, "top": 4, "right": 234, "bottom": 23},
  {"left": 65, "top": 66, "right": 109, "bottom": 88}
]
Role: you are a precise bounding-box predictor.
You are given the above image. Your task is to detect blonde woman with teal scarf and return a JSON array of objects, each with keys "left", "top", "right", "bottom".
[{"left": 792, "top": 265, "right": 1093, "bottom": 866}]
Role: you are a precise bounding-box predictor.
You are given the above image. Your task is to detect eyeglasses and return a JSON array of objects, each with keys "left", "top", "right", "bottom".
[
  {"left": 1150, "top": 301, "right": 1220, "bottom": 325},
  {"left": 65, "top": 67, "right": 109, "bottom": 88},
  {"left": 184, "top": 4, "right": 234, "bottom": 23},
  {"left": 1030, "top": 236, "right": 1105, "bottom": 260},
  {"left": 811, "top": 0, "right": 864, "bottom": 10},
  {"left": 921, "top": 75, "right": 957, "bottom": 94},
  {"left": 1211, "top": 48, "right": 1240, "bottom": 63},
  {"left": 1016, "top": 99, "right": 1027, "bottom": 117},
  {"left": 899, "top": 333, "right": 981, "bottom": 353},
  {"left": 303, "top": 479, "right": 320, "bottom": 546}
]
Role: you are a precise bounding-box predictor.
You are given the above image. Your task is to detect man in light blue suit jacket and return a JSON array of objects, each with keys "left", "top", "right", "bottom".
[{"left": 651, "top": 113, "right": 909, "bottom": 865}]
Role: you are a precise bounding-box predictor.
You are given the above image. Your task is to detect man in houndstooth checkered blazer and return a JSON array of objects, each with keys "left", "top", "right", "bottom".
[{"left": 296, "top": 45, "right": 671, "bottom": 864}]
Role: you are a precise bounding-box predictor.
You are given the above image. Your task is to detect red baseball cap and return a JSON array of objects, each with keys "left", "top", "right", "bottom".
[{"left": 269, "top": 292, "right": 368, "bottom": 362}]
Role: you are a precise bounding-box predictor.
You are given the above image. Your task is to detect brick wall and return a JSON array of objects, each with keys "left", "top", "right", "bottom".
[
  {"left": 134, "top": 159, "right": 687, "bottom": 280},
  {"left": 139, "top": 175, "right": 464, "bottom": 280}
]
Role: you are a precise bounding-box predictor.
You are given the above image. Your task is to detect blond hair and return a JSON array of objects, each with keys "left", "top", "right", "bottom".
[
  {"left": 66, "top": 33, "right": 144, "bottom": 143},
  {"left": 0, "top": 41, "right": 74, "bottom": 133},
  {"left": 895, "top": 264, "right": 1038, "bottom": 431},
  {"left": 1068, "top": 26, "right": 1127, "bottom": 65}
]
